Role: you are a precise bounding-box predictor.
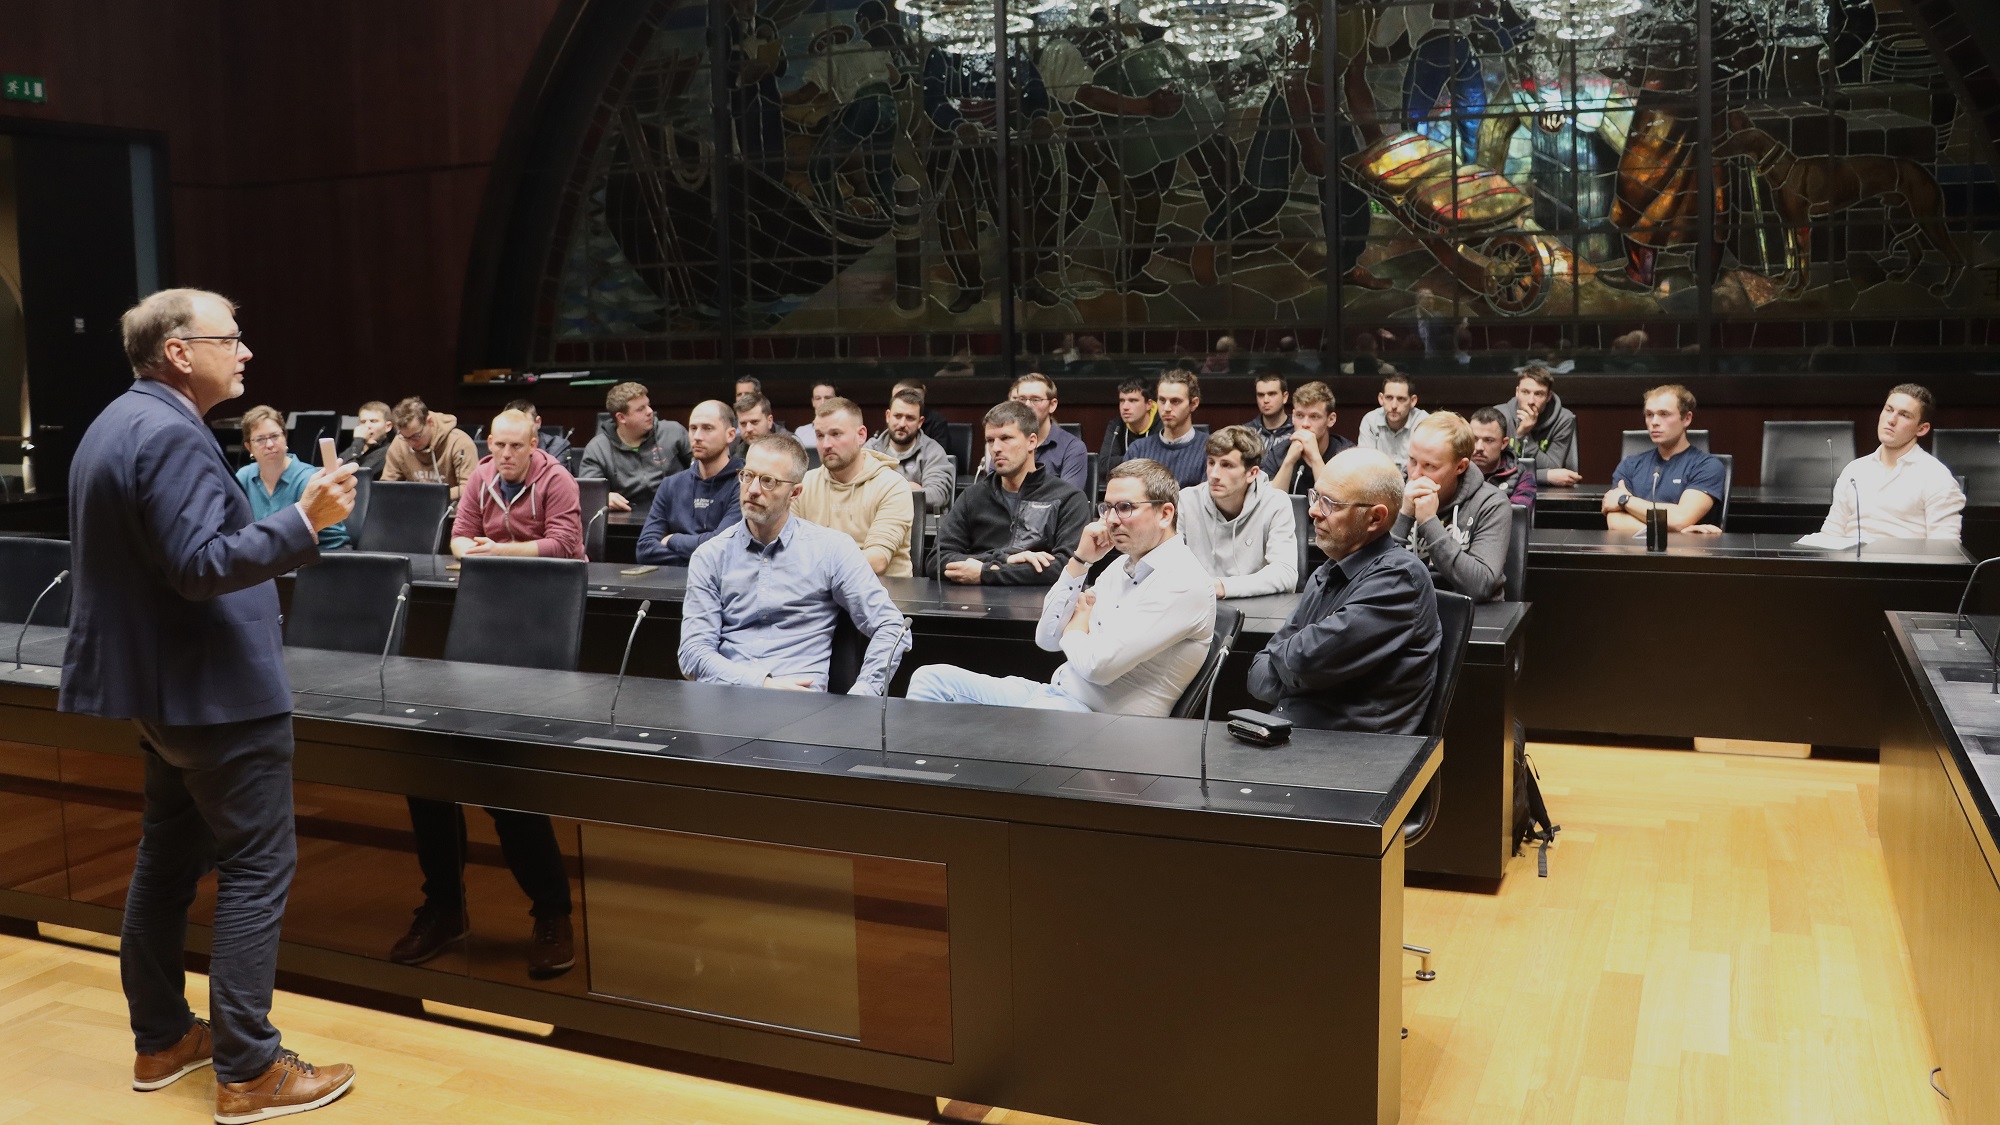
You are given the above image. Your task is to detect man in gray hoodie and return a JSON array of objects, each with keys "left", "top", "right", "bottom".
[
  {"left": 579, "top": 381, "right": 691, "bottom": 512},
  {"left": 1394, "top": 412, "right": 1511, "bottom": 603},
  {"left": 1177, "top": 426, "right": 1299, "bottom": 598},
  {"left": 1493, "top": 366, "right": 1581, "bottom": 486},
  {"left": 865, "top": 388, "right": 955, "bottom": 513}
]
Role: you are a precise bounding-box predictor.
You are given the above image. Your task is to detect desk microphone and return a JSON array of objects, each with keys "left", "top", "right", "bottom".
[
  {"left": 1851, "top": 476, "right": 1862, "bottom": 555},
  {"left": 378, "top": 582, "right": 410, "bottom": 706},
  {"left": 878, "top": 616, "right": 913, "bottom": 756},
  {"left": 1648, "top": 468, "right": 1660, "bottom": 506},
  {"left": 585, "top": 505, "right": 608, "bottom": 559},
  {"left": 430, "top": 503, "right": 456, "bottom": 579},
  {"left": 1952, "top": 556, "right": 2000, "bottom": 638},
  {"left": 608, "top": 599, "right": 652, "bottom": 731},
  {"left": 12, "top": 569, "right": 67, "bottom": 669},
  {"left": 1196, "top": 648, "right": 1225, "bottom": 791}
]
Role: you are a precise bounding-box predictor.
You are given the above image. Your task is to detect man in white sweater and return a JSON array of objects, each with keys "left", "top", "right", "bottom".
[
  {"left": 1820, "top": 383, "right": 1965, "bottom": 541},
  {"left": 1178, "top": 426, "right": 1299, "bottom": 598}
]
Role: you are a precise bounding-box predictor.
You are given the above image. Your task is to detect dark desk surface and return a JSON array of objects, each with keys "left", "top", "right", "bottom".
[
  {"left": 1887, "top": 612, "right": 2000, "bottom": 851},
  {"left": 2, "top": 624, "right": 1437, "bottom": 856},
  {"left": 1529, "top": 528, "right": 1972, "bottom": 565}
]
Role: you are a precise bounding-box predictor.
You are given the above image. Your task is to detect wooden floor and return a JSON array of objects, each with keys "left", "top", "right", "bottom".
[{"left": 0, "top": 743, "right": 1957, "bottom": 1125}]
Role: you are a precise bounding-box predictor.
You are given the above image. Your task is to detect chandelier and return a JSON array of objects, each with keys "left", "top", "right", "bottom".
[
  {"left": 903, "top": 0, "right": 1031, "bottom": 53},
  {"left": 1136, "top": 0, "right": 1286, "bottom": 63},
  {"left": 1524, "top": 0, "right": 1642, "bottom": 40}
]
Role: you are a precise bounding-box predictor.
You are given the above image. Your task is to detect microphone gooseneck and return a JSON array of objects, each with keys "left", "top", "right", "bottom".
[
  {"left": 608, "top": 600, "right": 653, "bottom": 731},
  {"left": 13, "top": 569, "right": 68, "bottom": 670},
  {"left": 585, "top": 506, "right": 608, "bottom": 561},
  {"left": 1953, "top": 556, "right": 2000, "bottom": 638},
  {"left": 431, "top": 503, "right": 456, "bottom": 579},
  {"left": 879, "top": 616, "right": 913, "bottom": 757},
  {"left": 1851, "top": 476, "right": 1862, "bottom": 555},
  {"left": 379, "top": 582, "right": 411, "bottom": 707},
  {"left": 1197, "top": 641, "right": 1224, "bottom": 791},
  {"left": 1649, "top": 468, "right": 1661, "bottom": 507}
]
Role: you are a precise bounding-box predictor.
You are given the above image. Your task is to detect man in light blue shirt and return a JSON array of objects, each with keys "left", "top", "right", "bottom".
[{"left": 678, "top": 433, "right": 910, "bottom": 694}]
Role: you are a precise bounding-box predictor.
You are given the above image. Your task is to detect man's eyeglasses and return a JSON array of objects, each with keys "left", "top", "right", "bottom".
[
  {"left": 176, "top": 333, "right": 246, "bottom": 352},
  {"left": 1307, "top": 489, "right": 1375, "bottom": 517},
  {"left": 737, "top": 468, "right": 801, "bottom": 493},
  {"left": 1096, "top": 500, "right": 1161, "bottom": 520}
]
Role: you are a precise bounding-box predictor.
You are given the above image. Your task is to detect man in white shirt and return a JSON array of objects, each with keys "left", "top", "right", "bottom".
[
  {"left": 1356, "top": 374, "right": 1430, "bottom": 462},
  {"left": 1820, "top": 383, "right": 1965, "bottom": 541},
  {"left": 907, "top": 458, "right": 1215, "bottom": 716}
]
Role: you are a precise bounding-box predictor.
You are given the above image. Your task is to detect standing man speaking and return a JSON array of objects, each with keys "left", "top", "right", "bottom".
[{"left": 61, "top": 289, "right": 359, "bottom": 1122}]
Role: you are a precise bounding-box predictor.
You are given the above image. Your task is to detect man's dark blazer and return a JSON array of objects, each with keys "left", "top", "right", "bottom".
[{"left": 61, "top": 379, "right": 321, "bottom": 726}]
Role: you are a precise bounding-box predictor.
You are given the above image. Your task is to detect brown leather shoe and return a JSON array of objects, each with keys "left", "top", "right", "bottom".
[
  {"left": 388, "top": 901, "right": 467, "bottom": 966},
  {"left": 528, "top": 915, "right": 575, "bottom": 979},
  {"left": 134, "top": 1018, "right": 213, "bottom": 1091},
  {"left": 214, "top": 1050, "right": 355, "bottom": 1124}
]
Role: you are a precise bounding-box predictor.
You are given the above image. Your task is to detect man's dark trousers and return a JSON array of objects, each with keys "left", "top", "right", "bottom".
[
  {"left": 122, "top": 712, "right": 296, "bottom": 1083},
  {"left": 406, "top": 799, "right": 573, "bottom": 920}
]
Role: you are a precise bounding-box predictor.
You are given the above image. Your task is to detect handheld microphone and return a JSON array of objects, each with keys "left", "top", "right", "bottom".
[
  {"left": 877, "top": 616, "right": 913, "bottom": 756},
  {"left": 608, "top": 599, "right": 652, "bottom": 731},
  {"left": 430, "top": 503, "right": 456, "bottom": 579},
  {"left": 378, "top": 582, "right": 410, "bottom": 706},
  {"left": 12, "top": 569, "right": 68, "bottom": 669},
  {"left": 1953, "top": 556, "right": 2000, "bottom": 638}
]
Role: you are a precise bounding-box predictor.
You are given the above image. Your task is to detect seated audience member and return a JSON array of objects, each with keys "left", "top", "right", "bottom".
[
  {"left": 867, "top": 387, "right": 955, "bottom": 513},
  {"left": 1496, "top": 365, "right": 1582, "bottom": 486},
  {"left": 1263, "top": 380, "right": 1353, "bottom": 495},
  {"left": 449, "top": 409, "right": 584, "bottom": 559},
  {"left": 1100, "top": 378, "right": 1159, "bottom": 474},
  {"left": 638, "top": 400, "right": 744, "bottom": 565},
  {"left": 731, "top": 391, "right": 783, "bottom": 458},
  {"left": 938, "top": 401, "right": 1092, "bottom": 585},
  {"left": 1357, "top": 374, "right": 1430, "bottom": 462},
  {"left": 505, "top": 397, "right": 571, "bottom": 462},
  {"left": 1395, "top": 412, "right": 1510, "bottom": 603},
  {"left": 1247, "top": 373, "right": 1293, "bottom": 446},
  {"left": 796, "top": 397, "right": 914, "bottom": 576},
  {"left": 580, "top": 381, "right": 690, "bottom": 513},
  {"left": 342, "top": 399, "right": 393, "bottom": 475},
  {"left": 1820, "top": 383, "right": 1965, "bottom": 541},
  {"left": 678, "top": 434, "right": 910, "bottom": 694},
  {"left": 988, "top": 372, "right": 1087, "bottom": 490},
  {"left": 793, "top": 381, "right": 839, "bottom": 449},
  {"left": 1179, "top": 426, "right": 1298, "bottom": 598},
  {"left": 382, "top": 396, "right": 479, "bottom": 500},
  {"left": 1339, "top": 330, "right": 1393, "bottom": 376},
  {"left": 1124, "top": 370, "right": 1207, "bottom": 486},
  {"left": 734, "top": 375, "right": 763, "bottom": 400},
  {"left": 237, "top": 405, "right": 349, "bottom": 550},
  {"left": 1469, "top": 407, "right": 1537, "bottom": 506},
  {"left": 909, "top": 459, "right": 1215, "bottom": 716},
  {"left": 893, "top": 378, "right": 953, "bottom": 449},
  {"left": 1604, "top": 384, "right": 1728, "bottom": 533},
  {"left": 1248, "top": 448, "right": 1441, "bottom": 733}
]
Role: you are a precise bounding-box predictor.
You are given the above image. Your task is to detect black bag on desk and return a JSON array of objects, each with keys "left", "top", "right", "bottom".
[{"left": 1512, "top": 720, "right": 1559, "bottom": 875}]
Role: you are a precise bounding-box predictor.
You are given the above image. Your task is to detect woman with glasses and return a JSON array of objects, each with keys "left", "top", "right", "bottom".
[{"left": 234, "top": 405, "right": 349, "bottom": 550}]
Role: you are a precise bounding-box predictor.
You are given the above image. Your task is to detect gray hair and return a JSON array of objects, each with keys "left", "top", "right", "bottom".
[
  {"left": 1325, "top": 447, "right": 1405, "bottom": 511},
  {"left": 750, "top": 432, "right": 809, "bottom": 479},
  {"left": 122, "top": 288, "right": 234, "bottom": 373}
]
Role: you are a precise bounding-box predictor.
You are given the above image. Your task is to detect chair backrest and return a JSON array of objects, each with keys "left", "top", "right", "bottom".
[
  {"left": 1058, "top": 421, "right": 1082, "bottom": 439},
  {"left": 562, "top": 447, "right": 585, "bottom": 476},
  {"left": 287, "top": 411, "right": 341, "bottom": 464},
  {"left": 909, "top": 489, "right": 932, "bottom": 578},
  {"left": 345, "top": 465, "right": 377, "bottom": 543},
  {"left": 1932, "top": 429, "right": 2000, "bottom": 493},
  {"left": 577, "top": 477, "right": 610, "bottom": 561},
  {"left": 1169, "top": 604, "right": 1245, "bottom": 719},
  {"left": 1504, "top": 502, "right": 1532, "bottom": 601},
  {"left": 944, "top": 422, "right": 974, "bottom": 474},
  {"left": 356, "top": 481, "right": 453, "bottom": 554},
  {"left": 443, "top": 556, "right": 589, "bottom": 672},
  {"left": 1419, "top": 591, "right": 1476, "bottom": 739},
  {"left": 1713, "top": 453, "right": 1734, "bottom": 529},
  {"left": 0, "top": 537, "right": 72, "bottom": 626},
  {"left": 1760, "top": 420, "right": 1855, "bottom": 489},
  {"left": 826, "top": 612, "right": 913, "bottom": 694},
  {"left": 473, "top": 438, "right": 490, "bottom": 460},
  {"left": 286, "top": 552, "right": 413, "bottom": 654},
  {"left": 1621, "top": 428, "right": 1710, "bottom": 460},
  {"left": 1086, "top": 451, "right": 1100, "bottom": 501},
  {"left": 1289, "top": 494, "right": 1312, "bottom": 591}
]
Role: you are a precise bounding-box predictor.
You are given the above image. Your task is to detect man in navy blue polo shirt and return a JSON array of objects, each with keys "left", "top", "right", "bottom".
[{"left": 1603, "top": 384, "right": 1727, "bottom": 533}]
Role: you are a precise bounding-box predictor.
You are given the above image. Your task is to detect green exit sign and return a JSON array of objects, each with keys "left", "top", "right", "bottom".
[{"left": 3, "top": 75, "right": 47, "bottom": 103}]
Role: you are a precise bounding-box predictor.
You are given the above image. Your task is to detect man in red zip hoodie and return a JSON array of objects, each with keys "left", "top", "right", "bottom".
[{"left": 450, "top": 409, "right": 585, "bottom": 560}]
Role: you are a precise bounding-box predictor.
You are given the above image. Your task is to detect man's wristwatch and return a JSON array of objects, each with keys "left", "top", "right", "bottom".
[{"left": 1616, "top": 491, "right": 1631, "bottom": 510}]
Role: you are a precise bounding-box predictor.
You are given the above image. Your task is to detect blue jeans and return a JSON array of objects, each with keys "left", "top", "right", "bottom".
[
  {"left": 906, "top": 665, "right": 1093, "bottom": 712},
  {"left": 123, "top": 713, "right": 296, "bottom": 1082}
]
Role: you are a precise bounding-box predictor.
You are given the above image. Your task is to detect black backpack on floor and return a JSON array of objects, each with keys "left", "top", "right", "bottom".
[{"left": 1512, "top": 720, "right": 1559, "bottom": 876}]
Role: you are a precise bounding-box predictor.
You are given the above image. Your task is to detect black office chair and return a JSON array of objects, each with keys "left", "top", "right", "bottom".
[
  {"left": 286, "top": 552, "right": 413, "bottom": 654},
  {"left": 1402, "top": 590, "right": 1476, "bottom": 983},
  {"left": 909, "top": 491, "right": 930, "bottom": 578},
  {"left": 444, "top": 556, "right": 588, "bottom": 672},
  {"left": 1086, "top": 452, "right": 1100, "bottom": 501},
  {"left": 1058, "top": 421, "right": 1082, "bottom": 440},
  {"left": 1289, "top": 494, "right": 1313, "bottom": 592},
  {"left": 1620, "top": 429, "right": 1710, "bottom": 460},
  {"left": 827, "top": 612, "right": 915, "bottom": 694},
  {"left": 1503, "top": 503, "right": 1532, "bottom": 602},
  {"left": 344, "top": 465, "right": 378, "bottom": 544},
  {"left": 356, "top": 481, "right": 453, "bottom": 555},
  {"left": 287, "top": 411, "right": 341, "bottom": 464},
  {"left": 944, "top": 422, "right": 974, "bottom": 475},
  {"left": 1760, "top": 420, "right": 1855, "bottom": 490},
  {"left": 1169, "top": 605, "right": 1244, "bottom": 719},
  {"left": 577, "top": 477, "right": 610, "bottom": 562},
  {"left": 0, "top": 537, "right": 72, "bottom": 626},
  {"left": 1932, "top": 430, "right": 2000, "bottom": 493},
  {"left": 473, "top": 438, "right": 490, "bottom": 461},
  {"left": 1712, "top": 453, "right": 1735, "bottom": 529},
  {"left": 562, "top": 448, "right": 585, "bottom": 476}
]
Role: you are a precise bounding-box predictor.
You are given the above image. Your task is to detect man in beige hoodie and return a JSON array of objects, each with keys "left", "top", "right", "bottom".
[
  {"left": 381, "top": 396, "right": 479, "bottom": 500},
  {"left": 794, "top": 397, "right": 913, "bottom": 577}
]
